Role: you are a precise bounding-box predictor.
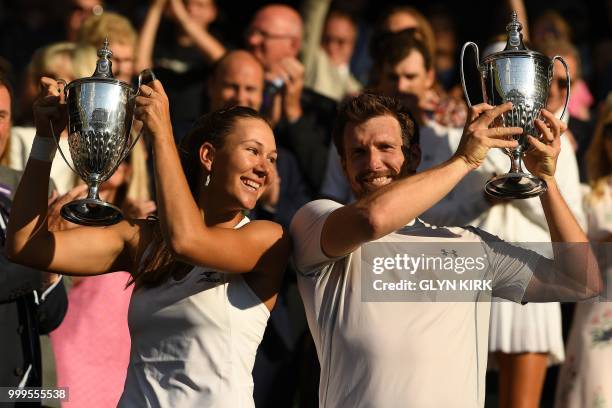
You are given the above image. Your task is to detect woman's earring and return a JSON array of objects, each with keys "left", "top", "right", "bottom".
[{"left": 204, "top": 174, "right": 211, "bottom": 187}]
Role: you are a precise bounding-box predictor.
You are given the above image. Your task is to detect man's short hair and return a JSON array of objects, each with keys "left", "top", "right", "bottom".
[
  {"left": 378, "top": 29, "right": 432, "bottom": 72},
  {"left": 332, "top": 93, "right": 419, "bottom": 160}
]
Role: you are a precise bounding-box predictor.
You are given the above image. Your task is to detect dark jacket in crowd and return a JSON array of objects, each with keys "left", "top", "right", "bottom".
[
  {"left": 0, "top": 166, "right": 67, "bottom": 402},
  {"left": 272, "top": 88, "right": 337, "bottom": 195}
]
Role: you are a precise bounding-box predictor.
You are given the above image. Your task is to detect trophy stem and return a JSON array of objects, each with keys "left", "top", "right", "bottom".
[
  {"left": 509, "top": 151, "right": 523, "bottom": 174},
  {"left": 485, "top": 151, "right": 547, "bottom": 199},
  {"left": 60, "top": 179, "right": 124, "bottom": 226},
  {"left": 87, "top": 182, "right": 100, "bottom": 200}
]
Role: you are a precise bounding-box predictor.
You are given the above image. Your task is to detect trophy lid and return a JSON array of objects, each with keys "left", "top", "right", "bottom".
[
  {"left": 92, "top": 38, "right": 114, "bottom": 79},
  {"left": 503, "top": 11, "right": 527, "bottom": 52},
  {"left": 66, "top": 37, "right": 134, "bottom": 92},
  {"left": 481, "top": 11, "right": 549, "bottom": 64}
]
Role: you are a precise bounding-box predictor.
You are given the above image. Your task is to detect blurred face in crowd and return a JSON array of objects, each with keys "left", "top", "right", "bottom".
[
  {"left": 377, "top": 50, "right": 434, "bottom": 105},
  {"left": 185, "top": 0, "right": 217, "bottom": 27},
  {"left": 322, "top": 14, "right": 357, "bottom": 67},
  {"left": 209, "top": 51, "right": 264, "bottom": 111},
  {"left": 0, "top": 85, "right": 11, "bottom": 158},
  {"left": 342, "top": 115, "right": 409, "bottom": 198},
  {"left": 546, "top": 53, "right": 575, "bottom": 114},
  {"left": 67, "top": 0, "right": 103, "bottom": 41},
  {"left": 110, "top": 41, "right": 135, "bottom": 83},
  {"left": 384, "top": 10, "right": 419, "bottom": 32},
  {"left": 246, "top": 5, "right": 302, "bottom": 70}
]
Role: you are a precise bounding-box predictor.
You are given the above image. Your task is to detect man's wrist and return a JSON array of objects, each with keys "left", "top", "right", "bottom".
[{"left": 448, "top": 155, "right": 476, "bottom": 174}]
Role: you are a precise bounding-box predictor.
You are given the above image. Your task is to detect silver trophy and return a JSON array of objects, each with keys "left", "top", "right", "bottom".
[
  {"left": 459, "top": 11, "right": 570, "bottom": 199},
  {"left": 52, "top": 39, "right": 155, "bottom": 226}
]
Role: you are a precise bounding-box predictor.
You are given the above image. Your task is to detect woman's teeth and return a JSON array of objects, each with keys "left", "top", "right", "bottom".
[{"left": 242, "top": 178, "right": 261, "bottom": 191}]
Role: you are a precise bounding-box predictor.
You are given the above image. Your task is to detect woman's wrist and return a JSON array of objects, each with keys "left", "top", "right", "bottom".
[{"left": 30, "top": 135, "right": 57, "bottom": 162}]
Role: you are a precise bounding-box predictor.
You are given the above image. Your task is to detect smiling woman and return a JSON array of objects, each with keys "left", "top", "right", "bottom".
[{"left": 6, "top": 78, "right": 289, "bottom": 407}]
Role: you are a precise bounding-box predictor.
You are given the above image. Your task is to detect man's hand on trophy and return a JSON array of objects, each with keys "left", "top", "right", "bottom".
[
  {"left": 454, "top": 102, "right": 521, "bottom": 170},
  {"left": 523, "top": 109, "right": 564, "bottom": 182},
  {"left": 33, "top": 77, "right": 67, "bottom": 139},
  {"left": 135, "top": 80, "right": 173, "bottom": 142}
]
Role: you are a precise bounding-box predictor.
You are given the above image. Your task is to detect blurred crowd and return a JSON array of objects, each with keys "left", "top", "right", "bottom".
[{"left": 0, "top": 0, "right": 611, "bottom": 407}]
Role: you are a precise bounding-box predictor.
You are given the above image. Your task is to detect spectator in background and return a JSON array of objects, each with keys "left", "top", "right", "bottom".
[
  {"left": 428, "top": 7, "right": 460, "bottom": 93},
  {"left": 555, "top": 97, "right": 612, "bottom": 408},
  {"left": 301, "top": 0, "right": 362, "bottom": 101},
  {"left": 77, "top": 11, "right": 138, "bottom": 84},
  {"left": 65, "top": 0, "right": 104, "bottom": 42},
  {"left": 539, "top": 39, "right": 594, "bottom": 182},
  {"left": 246, "top": 4, "right": 337, "bottom": 195},
  {"left": 10, "top": 42, "right": 86, "bottom": 194},
  {"left": 531, "top": 10, "right": 572, "bottom": 50},
  {"left": 0, "top": 68, "right": 67, "bottom": 400},
  {"left": 137, "top": 0, "right": 225, "bottom": 140},
  {"left": 370, "top": 6, "right": 466, "bottom": 129}
]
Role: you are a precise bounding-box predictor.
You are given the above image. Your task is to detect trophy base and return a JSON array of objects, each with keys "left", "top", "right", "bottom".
[
  {"left": 61, "top": 199, "right": 124, "bottom": 226},
  {"left": 485, "top": 173, "right": 547, "bottom": 199}
]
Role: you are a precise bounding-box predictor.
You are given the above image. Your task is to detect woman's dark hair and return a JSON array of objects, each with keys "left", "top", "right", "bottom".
[{"left": 128, "top": 106, "right": 268, "bottom": 289}]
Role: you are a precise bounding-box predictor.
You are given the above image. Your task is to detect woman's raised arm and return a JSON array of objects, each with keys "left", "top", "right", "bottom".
[
  {"left": 135, "top": 81, "right": 289, "bottom": 276},
  {"left": 6, "top": 78, "right": 141, "bottom": 276}
]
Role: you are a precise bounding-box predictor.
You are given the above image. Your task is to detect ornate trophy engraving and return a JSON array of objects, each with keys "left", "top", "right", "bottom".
[{"left": 460, "top": 12, "right": 571, "bottom": 199}]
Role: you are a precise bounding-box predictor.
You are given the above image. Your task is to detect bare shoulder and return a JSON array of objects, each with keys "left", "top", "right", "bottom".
[
  {"left": 242, "top": 220, "right": 291, "bottom": 270},
  {"left": 240, "top": 219, "right": 286, "bottom": 237}
]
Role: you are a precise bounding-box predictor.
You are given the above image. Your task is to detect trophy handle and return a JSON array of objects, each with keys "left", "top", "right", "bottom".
[
  {"left": 460, "top": 42, "right": 480, "bottom": 108},
  {"left": 136, "top": 69, "right": 157, "bottom": 96},
  {"left": 118, "top": 69, "right": 157, "bottom": 163},
  {"left": 551, "top": 55, "right": 571, "bottom": 121},
  {"left": 49, "top": 78, "right": 80, "bottom": 176}
]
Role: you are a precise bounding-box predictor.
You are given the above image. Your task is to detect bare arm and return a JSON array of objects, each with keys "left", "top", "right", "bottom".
[
  {"left": 135, "top": 0, "right": 167, "bottom": 72},
  {"left": 301, "top": 0, "right": 331, "bottom": 71},
  {"left": 6, "top": 79, "right": 139, "bottom": 276},
  {"left": 508, "top": 0, "right": 529, "bottom": 40},
  {"left": 322, "top": 102, "right": 522, "bottom": 257},
  {"left": 135, "top": 81, "right": 289, "bottom": 275},
  {"left": 522, "top": 110, "right": 601, "bottom": 300},
  {"left": 169, "top": 0, "right": 225, "bottom": 63}
]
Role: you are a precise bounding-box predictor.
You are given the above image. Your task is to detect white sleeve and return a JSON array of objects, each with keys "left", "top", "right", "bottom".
[
  {"left": 290, "top": 199, "right": 343, "bottom": 275},
  {"left": 470, "top": 227, "right": 541, "bottom": 302}
]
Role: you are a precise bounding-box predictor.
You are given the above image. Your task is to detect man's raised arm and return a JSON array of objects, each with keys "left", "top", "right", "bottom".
[{"left": 321, "top": 102, "right": 521, "bottom": 258}]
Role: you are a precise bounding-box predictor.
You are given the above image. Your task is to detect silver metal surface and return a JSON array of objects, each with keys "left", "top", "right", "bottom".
[
  {"left": 51, "top": 39, "right": 150, "bottom": 226},
  {"left": 459, "top": 11, "right": 571, "bottom": 199}
]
